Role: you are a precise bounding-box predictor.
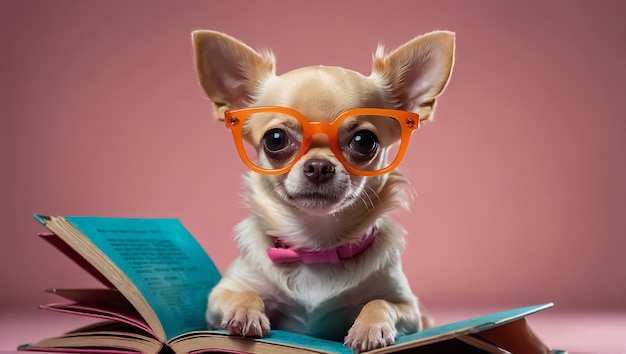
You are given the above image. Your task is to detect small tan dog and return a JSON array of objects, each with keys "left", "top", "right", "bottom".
[{"left": 192, "top": 30, "right": 454, "bottom": 352}]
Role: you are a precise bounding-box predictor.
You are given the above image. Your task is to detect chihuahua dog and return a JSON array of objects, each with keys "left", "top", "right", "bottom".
[{"left": 192, "top": 30, "right": 454, "bottom": 352}]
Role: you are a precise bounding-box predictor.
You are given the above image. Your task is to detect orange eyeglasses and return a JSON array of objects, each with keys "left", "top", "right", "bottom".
[{"left": 224, "top": 106, "right": 420, "bottom": 176}]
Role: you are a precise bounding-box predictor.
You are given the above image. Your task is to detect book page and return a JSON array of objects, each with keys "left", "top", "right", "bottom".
[
  {"left": 62, "top": 216, "right": 221, "bottom": 341},
  {"left": 20, "top": 321, "right": 163, "bottom": 354},
  {"left": 169, "top": 329, "right": 353, "bottom": 354},
  {"left": 367, "top": 303, "right": 554, "bottom": 353},
  {"left": 41, "top": 301, "right": 153, "bottom": 335},
  {"left": 42, "top": 288, "right": 152, "bottom": 334}
]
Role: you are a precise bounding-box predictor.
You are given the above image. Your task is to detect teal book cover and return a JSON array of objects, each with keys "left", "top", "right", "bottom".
[{"left": 36, "top": 215, "right": 221, "bottom": 341}]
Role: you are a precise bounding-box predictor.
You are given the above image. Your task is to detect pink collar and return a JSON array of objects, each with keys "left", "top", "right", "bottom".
[{"left": 266, "top": 226, "right": 378, "bottom": 264}]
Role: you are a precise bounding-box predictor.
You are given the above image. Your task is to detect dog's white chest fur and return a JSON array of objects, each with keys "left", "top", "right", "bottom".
[{"left": 213, "top": 216, "right": 413, "bottom": 341}]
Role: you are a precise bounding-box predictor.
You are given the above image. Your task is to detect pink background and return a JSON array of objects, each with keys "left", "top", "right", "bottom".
[{"left": 1, "top": 1, "right": 625, "bottom": 350}]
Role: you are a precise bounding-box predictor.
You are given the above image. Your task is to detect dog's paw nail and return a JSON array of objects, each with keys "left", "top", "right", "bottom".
[
  {"left": 345, "top": 323, "right": 396, "bottom": 352},
  {"left": 221, "top": 307, "right": 270, "bottom": 338}
]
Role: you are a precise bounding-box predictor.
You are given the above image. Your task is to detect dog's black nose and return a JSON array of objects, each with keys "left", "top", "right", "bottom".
[{"left": 303, "top": 158, "right": 335, "bottom": 184}]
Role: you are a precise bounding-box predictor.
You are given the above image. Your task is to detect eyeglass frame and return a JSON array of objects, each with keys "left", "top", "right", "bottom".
[{"left": 224, "top": 106, "right": 420, "bottom": 176}]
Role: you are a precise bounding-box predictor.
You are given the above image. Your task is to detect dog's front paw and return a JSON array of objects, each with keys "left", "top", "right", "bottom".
[
  {"left": 344, "top": 322, "right": 396, "bottom": 353},
  {"left": 221, "top": 306, "right": 270, "bottom": 337}
]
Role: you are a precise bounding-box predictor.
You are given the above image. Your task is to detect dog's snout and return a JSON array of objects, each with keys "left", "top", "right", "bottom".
[{"left": 303, "top": 158, "right": 335, "bottom": 184}]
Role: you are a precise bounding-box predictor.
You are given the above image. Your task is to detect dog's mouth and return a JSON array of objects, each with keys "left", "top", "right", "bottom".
[
  {"left": 286, "top": 189, "right": 353, "bottom": 212},
  {"left": 288, "top": 191, "right": 341, "bottom": 207}
]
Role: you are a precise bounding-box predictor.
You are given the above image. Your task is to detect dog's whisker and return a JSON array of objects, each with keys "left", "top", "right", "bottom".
[
  {"left": 361, "top": 194, "right": 374, "bottom": 213},
  {"left": 348, "top": 181, "right": 375, "bottom": 213},
  {"left": 355, "top": 195, "right": 372, "bottom": 213},
  {"left": 363, "top": 183, "right": 382, "bottom": 203},
  {"left": 361, "top": 184, "right": 381, "bottom": 211}
]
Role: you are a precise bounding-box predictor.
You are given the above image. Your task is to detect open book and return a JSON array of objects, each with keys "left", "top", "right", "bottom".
[{"left": 19, "top": 215, "right": 566, "bottom": 354}]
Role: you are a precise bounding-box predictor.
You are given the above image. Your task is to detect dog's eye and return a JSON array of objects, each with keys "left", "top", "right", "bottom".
[
  {"left": 262, "top": 128, "right": 299, "bottom": 164},
  {"left": 348, "top": 130, "right": 378, "bottom": 156},
  {"left": 263, "top": 128, "right": 290, "bottom": 152}
]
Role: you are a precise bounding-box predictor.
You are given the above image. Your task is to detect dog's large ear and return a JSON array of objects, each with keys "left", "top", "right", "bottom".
[
  {"left": 192, "top": 30, "right": 275, "bottom": 120},
  {"left": 372, "top": 31, "right": 455, "bottom": 121}
]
